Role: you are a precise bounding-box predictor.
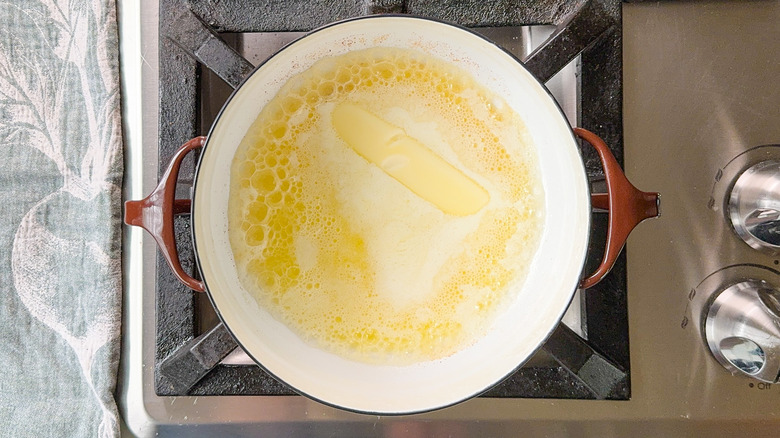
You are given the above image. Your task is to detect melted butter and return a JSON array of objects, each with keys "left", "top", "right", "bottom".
[
  {"left": 331, "top": 102, "right": 489, "bottom": 216},
  {"left": 228, "top": 47, "right": 544, "bottom": 365}
]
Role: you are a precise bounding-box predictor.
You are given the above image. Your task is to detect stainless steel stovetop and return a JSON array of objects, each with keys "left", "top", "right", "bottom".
[{"left": 118, "top": 1, "right": 780, "bottom": 436}]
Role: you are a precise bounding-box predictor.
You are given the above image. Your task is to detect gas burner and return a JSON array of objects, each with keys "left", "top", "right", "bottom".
[
  {"left": 152, "top": 0, "right": 628, "bottom": 399},
  {"left": 119, "top": 0, "right": 780, "bottom": 435}
]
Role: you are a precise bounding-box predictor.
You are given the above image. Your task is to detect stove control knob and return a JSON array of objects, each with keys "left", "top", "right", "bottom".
[
  {"left": 705, "top": 280, "right": 780, "bottom": 382},
  {"left": 729, "top": 160, "right": 780, "bottom": 254}
]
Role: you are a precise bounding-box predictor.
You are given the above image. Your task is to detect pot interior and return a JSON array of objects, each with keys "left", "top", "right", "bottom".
[{"left": 192, "top": 15, "right": 590, "bottom": 414}]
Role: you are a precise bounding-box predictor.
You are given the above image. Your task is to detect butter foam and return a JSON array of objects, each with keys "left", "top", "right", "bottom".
[{"left": 228, "top": 47, "right": 544, "bottom": 364}]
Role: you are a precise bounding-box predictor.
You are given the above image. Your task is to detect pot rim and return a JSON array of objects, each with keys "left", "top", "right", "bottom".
[{"left": 190, "top": 14, "right": 590, "bottom": 414}]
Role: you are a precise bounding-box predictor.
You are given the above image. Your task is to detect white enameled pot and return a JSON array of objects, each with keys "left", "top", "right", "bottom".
[{"left": 125, "top": 15, "right": 658, "bottom": 414}]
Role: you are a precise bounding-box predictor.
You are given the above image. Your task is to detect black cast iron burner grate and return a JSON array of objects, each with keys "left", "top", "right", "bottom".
[{"left": 155, "top": 0, "right": 629, "bottom": 400}]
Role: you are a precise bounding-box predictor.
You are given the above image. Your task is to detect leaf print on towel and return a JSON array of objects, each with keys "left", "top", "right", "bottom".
[
  {"left": 0, "top": 0, "right": 123, "bottom": 437},
  {"left": 12, "top": 188, "right": 121, "bottom": 437},
  {"left": 0, "top": 0, "right": 122, "bottom": 198}
]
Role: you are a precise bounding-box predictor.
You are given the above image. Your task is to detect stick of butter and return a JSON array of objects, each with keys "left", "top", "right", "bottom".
[{"left": 332, "top": 102, "right": 490, "bottom": 216}]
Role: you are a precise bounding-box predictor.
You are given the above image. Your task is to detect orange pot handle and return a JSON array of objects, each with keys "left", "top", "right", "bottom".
[
  {"left": 575, "top": 128, "right": 660, "bottom": 289},
  {"left": 124, "top": 137, "right": 207, "bottom": 292}
]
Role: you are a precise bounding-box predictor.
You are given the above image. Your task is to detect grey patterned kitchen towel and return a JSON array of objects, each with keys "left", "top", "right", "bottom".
[{"left": 0, "top": 0, "right": 123, "bottom": 437}]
